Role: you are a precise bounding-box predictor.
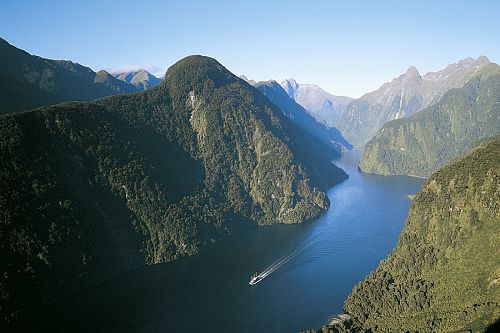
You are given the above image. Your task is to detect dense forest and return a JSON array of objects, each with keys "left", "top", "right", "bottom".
[
  {"left": 359, "top": 63, "right": 500, "bottom": 177},
  {"left": 0, "top": 55, "right": 346, "bottom": 326},
  {"left": 0, "top": 38, "right": 140, "bottom": 113},
  {"left": 316, "top": 139, "right": 500, "bottom": 332}
]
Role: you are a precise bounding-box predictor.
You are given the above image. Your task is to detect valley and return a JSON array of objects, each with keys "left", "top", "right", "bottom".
[
  {"left": 1, "top": 3, "right": 499, "bottom": 330},
  {"left": 20, "top": 150, "right": 424, "bottom": 332}
]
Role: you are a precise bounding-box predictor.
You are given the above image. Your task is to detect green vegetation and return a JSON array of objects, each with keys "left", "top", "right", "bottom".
[
  {"left": 254, "top": 80, "right": 352, "bottom": 156},
  {"left": 0, "top": 38, "right": 139, "bottom": 114},
  {"left": 0, "top": 55, "right": 346, "bottom": 326},
  {"left": 318, "top": 139, "right": 500, "bottom": 332},
  {"left": 337, "top": 57, "right": 492, "bottom": 148},
  {"left": 359, "top": 64, "right": 500, "bottom": 177},
  {"left": 93, "top": 70, "right": 138, "bottom": 94}
]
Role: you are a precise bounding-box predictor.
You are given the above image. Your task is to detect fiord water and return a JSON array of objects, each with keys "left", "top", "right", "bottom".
[{"left": 40, "top": 150, "right": 424, "bottom": 332}]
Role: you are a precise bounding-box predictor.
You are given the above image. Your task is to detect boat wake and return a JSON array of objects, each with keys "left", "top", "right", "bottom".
[{"left": 251, "top": 243, "right": 308, "bottom": 284}]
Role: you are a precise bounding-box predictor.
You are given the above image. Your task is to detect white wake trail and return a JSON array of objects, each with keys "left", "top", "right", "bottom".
[{"left": 256, "top": 243, "right": 307, "bottom": 280}]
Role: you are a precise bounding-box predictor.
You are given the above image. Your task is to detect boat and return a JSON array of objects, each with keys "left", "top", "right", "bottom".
[{"left": 249, "top": 272, "right": 264, "bottom": 285}]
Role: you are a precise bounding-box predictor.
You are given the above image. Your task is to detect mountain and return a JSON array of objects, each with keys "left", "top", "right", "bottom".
[
  {"left": 254, "top": 80, "right": 352, "bottom": 154},
  {"left": 0, "top": 38, "right": 140, "bottom": 114},
  {"left": 113, "top": 69, "right": 162, "bottom": 90},
  {"left": 239, "top": 74, "right": 256, "bottom": 85},
  {"left": 93, "top": 70, "right": 138, "bottom": 94},
  {"left": 317, "top": 139, "right": 500, "bottom": 333},
  {"left": 359, "top": 63, "right": 500, "bottom": 177},
  {"left": 281, "top": 78, "right": 353, "bottom": 126},
  {"left": 0, "top": 55, "right": 347, "bottom": 327},
  {"left": 337, "top": 56, "right": 492, "bottom": 147}
]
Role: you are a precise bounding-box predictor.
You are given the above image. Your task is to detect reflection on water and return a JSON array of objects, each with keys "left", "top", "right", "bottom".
[{"left": 40, "top": 150, "right": 425, "bottom": 332}]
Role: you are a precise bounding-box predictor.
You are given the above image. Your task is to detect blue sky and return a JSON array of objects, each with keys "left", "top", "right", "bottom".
[{"left": 1, "top": 0, "right": 499, "bottom": 97}]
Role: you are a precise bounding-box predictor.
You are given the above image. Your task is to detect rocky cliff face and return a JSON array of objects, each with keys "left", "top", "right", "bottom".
[
  {"left": 337, "top": 56, "right": 492, "bottom": 147},
  {"left": 359, "top": 63, "right": 500, "bottom": 177},
  {"left": 254, "top": 79, "right": 352, "bottom": 154},
  {"left": 281, "top": 78, "right": 353, "bottom": 126}
]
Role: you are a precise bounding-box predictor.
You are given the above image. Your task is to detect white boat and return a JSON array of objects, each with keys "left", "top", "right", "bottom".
[{"left": 249, "top": 273, "right": 264, "bottom": 285}]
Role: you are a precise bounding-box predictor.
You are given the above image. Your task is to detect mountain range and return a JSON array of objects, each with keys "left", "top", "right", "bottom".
[
  {"left": 281, "top": 78, "right": 353, "bottom": 126},
  {"left": 254, "top": 79, "right": 352, "bottom": 154},
  {"left": 112, "top": 69, "right": 162, "bottom": 90},
  {"left": 359, "top": 63, "right": 500, "bottom": 177},
  {"left": 276, "top": 57, "right": 494, "bottom": 152},
  {"left": 334, "top": 56, "right": 492, "bottom": 147},
  {"left": 0, "top": 38, "right": 160, "bottom": 114},
  {"left": 1, "top": 37, "right": 499, "bottom": 332},
  {"left": 239, "top": 76, "right": 352, "bottom": 153},
  {"left": 0, "top": 54, "right": 346, "bottom": 326}
]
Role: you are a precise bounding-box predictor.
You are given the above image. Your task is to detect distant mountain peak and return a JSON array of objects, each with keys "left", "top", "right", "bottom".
[
  {"left": 404, "top": 65, "right": 420, "bottom": 77},
  {"left": 112, "top": 68, "right": 162, "bottom": 90},
  {"left": 279, "top": 78, "right": 353, "bottom": 126},
  {"left": 264, "top": 79, "right": 279, "bottom": 86},
  {"left": 282, "top": 78, "right": 299, "bottom": 96},
  {"left": 477, "top": 55, "right": 490, "bottom": 63},
  {"left": 238, "top": 75, "right": 256, "bottom": 85},
  {"left": 338, "top": 55, "right": 497, "bottom": 147},
  {"left": 257, "top": 79, "right": 283, "bottom": 91},
  {"left": 95, "top": 69, "right": 109, "bottom": 75},
  {"left": 457, "top": 55, "right": 490, "bottom": 66},
  {"left": 253, "top": 79, "right": 352, "bottom": 152},
  {"left": 94, "top": 69, "right": 114, "bottom": 82},
  {"left": 439, "top": 55, "right": 492, "bottom": 75},
  {"left": 0, "top": 38, "right": 141, "bottom": 113}
]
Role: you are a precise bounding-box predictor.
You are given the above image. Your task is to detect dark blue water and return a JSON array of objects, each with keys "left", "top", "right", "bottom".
[{"left": 48, "top": 150, "right": 424, "bottom": 332}]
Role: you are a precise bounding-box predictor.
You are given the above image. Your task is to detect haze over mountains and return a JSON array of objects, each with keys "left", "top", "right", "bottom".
[
  {"left": 239, "top": 76, "right": 352, "bottom": 154},
  {"left": 277, "top": 57, "right": 494, "bottom": 149},
  {"left": 253, "top": 79, "right": 352, "bottom": 154},
  {"left": 335, "top": 56, "right": 493, "bottom": 147},
  {"left": 280, "top": 79, "right": 353, "bottom": 126},
  {"left": 359, "top": 63, "right": 500, "bottom": 177}
]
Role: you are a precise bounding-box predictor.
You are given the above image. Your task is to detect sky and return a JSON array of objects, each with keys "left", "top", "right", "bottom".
[{"left": 1, "top": 0, "right": 499, "bottom": 98}]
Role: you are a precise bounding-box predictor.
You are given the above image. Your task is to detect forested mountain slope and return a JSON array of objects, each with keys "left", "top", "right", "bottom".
[
  {"left": 0, "top": 55, "right": 346, "bottom": 326},
  {"left": 317, "top": 139, "right": 500, "bottom": 333},
  {"left": 359, "top": 63, "right": 500, "bottom": 177},
  {"left": 0, "top": 38, "right": 139, "bottom": 113},
  {"left": 255, "top": 80, "right": 352, "bottom": 155},
  {"left": 337, "top": 56, "right": 492, "bottom": 147}
]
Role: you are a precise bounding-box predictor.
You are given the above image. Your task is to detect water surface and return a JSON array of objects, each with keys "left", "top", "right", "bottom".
[{"left": 47, "top": 150, "right": 424, "bottom": 332}]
